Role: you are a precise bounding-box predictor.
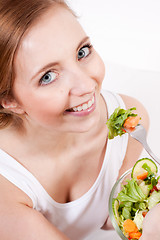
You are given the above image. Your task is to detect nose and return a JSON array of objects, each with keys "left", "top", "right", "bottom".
[{"left": 67, "top": 64, "right": 95, "bottom": 96}]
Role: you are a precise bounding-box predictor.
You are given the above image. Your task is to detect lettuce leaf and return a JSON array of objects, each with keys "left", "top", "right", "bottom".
[
  {"left": 147, "top": 191, "right": 160, "bottom": 209},
  {"left": 106, "top": 107, "right": 137, "bottom": 139},
  {"left": 117, "top": 178, "right": 147, "bottom": 203}
]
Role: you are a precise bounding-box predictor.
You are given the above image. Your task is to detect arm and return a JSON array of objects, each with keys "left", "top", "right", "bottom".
[
  {"left": 0, "top": 175, "right": 69, "bottom": 240},
  {"left": 140, "top": 203, "right": 160, "bottom": 240},
  {"left": 0, "top": 202, "right": 70, "bottom": 240}
]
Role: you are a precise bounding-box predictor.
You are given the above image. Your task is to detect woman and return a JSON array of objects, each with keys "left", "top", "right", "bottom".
[{"left": 0, "top": 0, "right": 149, "bottom": 239}]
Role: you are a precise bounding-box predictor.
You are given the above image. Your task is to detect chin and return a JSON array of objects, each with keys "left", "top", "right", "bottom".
[{"left": 70, "top": 112, "right": 100, "bottom": 133}]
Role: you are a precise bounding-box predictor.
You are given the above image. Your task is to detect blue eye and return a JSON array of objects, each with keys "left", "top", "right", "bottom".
[
  {"left": 78, "top": 45, "right": 91, "bottom": 60},
  {"left": 40, "top": 71, "right": 57, "bottom": 85}
]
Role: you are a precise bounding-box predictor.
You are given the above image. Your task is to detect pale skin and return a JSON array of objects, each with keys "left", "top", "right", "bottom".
[{"left": 0, "top": 4, "right": 152, "bottom": 240}]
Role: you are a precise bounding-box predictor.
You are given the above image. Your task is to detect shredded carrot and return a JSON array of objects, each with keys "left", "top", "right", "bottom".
[
  {"left": 129, "top": 231, "right": 142, "bottom": 239},
  {"left": 137, "top": 171, "right": 148, "bottom": 180},
  {"left": 142, "top": 211, "right": 148, "bottom": 217},
  {"left": 123, "top": 116, "right": 140, "bottom": 129},
  {"left": 122, "top": 128, "right": 126, "bottom": 133},
  {"left": 123, "top": 219, "right": 138, "bottom": 233}
]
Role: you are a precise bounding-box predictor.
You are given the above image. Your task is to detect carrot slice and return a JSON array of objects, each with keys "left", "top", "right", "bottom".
[
  {"left": 123, "top": 219, "right": 138, "bottom": 233},
  {"left": 123, "top": 116, "right": 140, "bottom": 129},
  {"left": 129, "top": 231, "right": 142, "bottom": 239},
  {"left": 137, "top": 171, "right": 148, "bottom": 180}
]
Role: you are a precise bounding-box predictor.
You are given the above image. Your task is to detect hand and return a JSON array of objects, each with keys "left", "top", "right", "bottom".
[{"left": 140, "top": 203, "right": 160, "bottom": 240}]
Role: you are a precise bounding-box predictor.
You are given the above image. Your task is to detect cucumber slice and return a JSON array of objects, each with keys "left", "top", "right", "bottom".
[
  {"left": 131, "top": 158, "right": 158, "bottom": 180},
  {"left": 112, "top": 198, "right": 120, "bottom": 225}
]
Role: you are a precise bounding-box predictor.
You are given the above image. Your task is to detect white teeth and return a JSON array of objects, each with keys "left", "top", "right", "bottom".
[
  {"left": 77, "top": 106, "right": 82, "bottom": 111},
  {"left": 88, "top": 100, "right": 92, "bottom": 107},
  {"left": 82, "top": 103, "right": 88, "bottom": 110},
  {"left": 72, "top": 96, "right": 95, "bottom": 112}
]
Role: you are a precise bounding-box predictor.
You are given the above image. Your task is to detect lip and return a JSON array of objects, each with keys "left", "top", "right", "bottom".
[{"left": 64, "top": 94, "right": 96, "bottom": 117}]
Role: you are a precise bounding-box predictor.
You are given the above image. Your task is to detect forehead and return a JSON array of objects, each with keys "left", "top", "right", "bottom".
[{"left": 14, "top": 5, "right": 86, "bottom": 80}]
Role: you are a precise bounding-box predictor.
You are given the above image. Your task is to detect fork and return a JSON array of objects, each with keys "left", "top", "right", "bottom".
[{"left": 124, "top": 124, "right": 160, "bottom": 165}]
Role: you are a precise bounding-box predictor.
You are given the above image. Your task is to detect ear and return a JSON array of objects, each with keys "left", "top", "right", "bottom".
[{"left": 1, "top": 97, "right": 25, "bottom": 115}]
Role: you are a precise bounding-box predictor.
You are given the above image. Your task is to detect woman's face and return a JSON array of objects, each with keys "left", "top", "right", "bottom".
[{"left": 12, "top": 5, "right": 105, "bottom": 133}]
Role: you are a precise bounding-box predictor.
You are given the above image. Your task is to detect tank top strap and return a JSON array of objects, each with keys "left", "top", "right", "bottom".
[{"left": 0, "top": 149, "right": 38, "bottom": 208}]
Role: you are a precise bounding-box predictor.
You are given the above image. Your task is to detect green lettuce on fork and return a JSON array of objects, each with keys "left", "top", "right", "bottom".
[{"left": 106, "top": 107, "right": 138, "bottom": 139}]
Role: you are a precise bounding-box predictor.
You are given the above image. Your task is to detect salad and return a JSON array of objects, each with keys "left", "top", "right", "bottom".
[
  {"left": 112, "top": 158, "right": 160, "bottom": 239},
  {"left": 106, "top": 107, "right": 140, "bottom": 139}
]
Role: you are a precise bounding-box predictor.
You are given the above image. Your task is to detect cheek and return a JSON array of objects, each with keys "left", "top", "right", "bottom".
[
  {"left": 26, "top": 95, "right": 67, "bottom": 116},
  {"left": 13, "top": 84, "right": 67, "bottom": 118},
  {"left": 22, "top": 95, "right": 67, "bottom": 127}
]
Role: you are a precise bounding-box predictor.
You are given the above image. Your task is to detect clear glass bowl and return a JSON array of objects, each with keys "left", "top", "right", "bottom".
[
  {"left": 109, "top": 163, "right": 160, "bottom": 239},
  {"left": 109, "top": 168, "right": 132, "bottom": 240}
]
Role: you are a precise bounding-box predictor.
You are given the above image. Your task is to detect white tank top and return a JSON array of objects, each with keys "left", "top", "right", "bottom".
[{"left": 0, "top": 90, "right": 128, "bottom": 240}]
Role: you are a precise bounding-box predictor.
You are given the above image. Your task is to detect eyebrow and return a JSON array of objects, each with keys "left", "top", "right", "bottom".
[{"left": 30, "top": 36, "right": 90, "bottom": 81}]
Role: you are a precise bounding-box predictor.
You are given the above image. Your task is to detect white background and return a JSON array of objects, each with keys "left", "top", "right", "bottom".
[
  {"left": 68, "top": 0, "right": 160, "bottom": 71},
  {"left": 67, "top": 1, "right": 160, "bottom": 239}
]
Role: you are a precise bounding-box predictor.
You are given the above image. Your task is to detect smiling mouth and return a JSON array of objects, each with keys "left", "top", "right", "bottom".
[{"left": 66, "top": 95, "right": 95, "bottom": 112}]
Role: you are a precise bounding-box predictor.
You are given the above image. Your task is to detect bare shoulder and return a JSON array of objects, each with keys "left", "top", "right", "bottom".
[
  {"left": 118, "top": 94, "right": 150, "bottom": 177},
  {"left": 0, "top": 175, "right": 69, "bottom": 240},
  {"left": 0, "top": 174, "right": 33, "bottom": 207}
]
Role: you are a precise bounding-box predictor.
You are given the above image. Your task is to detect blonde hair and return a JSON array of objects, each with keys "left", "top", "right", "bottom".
[{"left": 0, "top": 0, "right": 74, "bottom": 129}]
